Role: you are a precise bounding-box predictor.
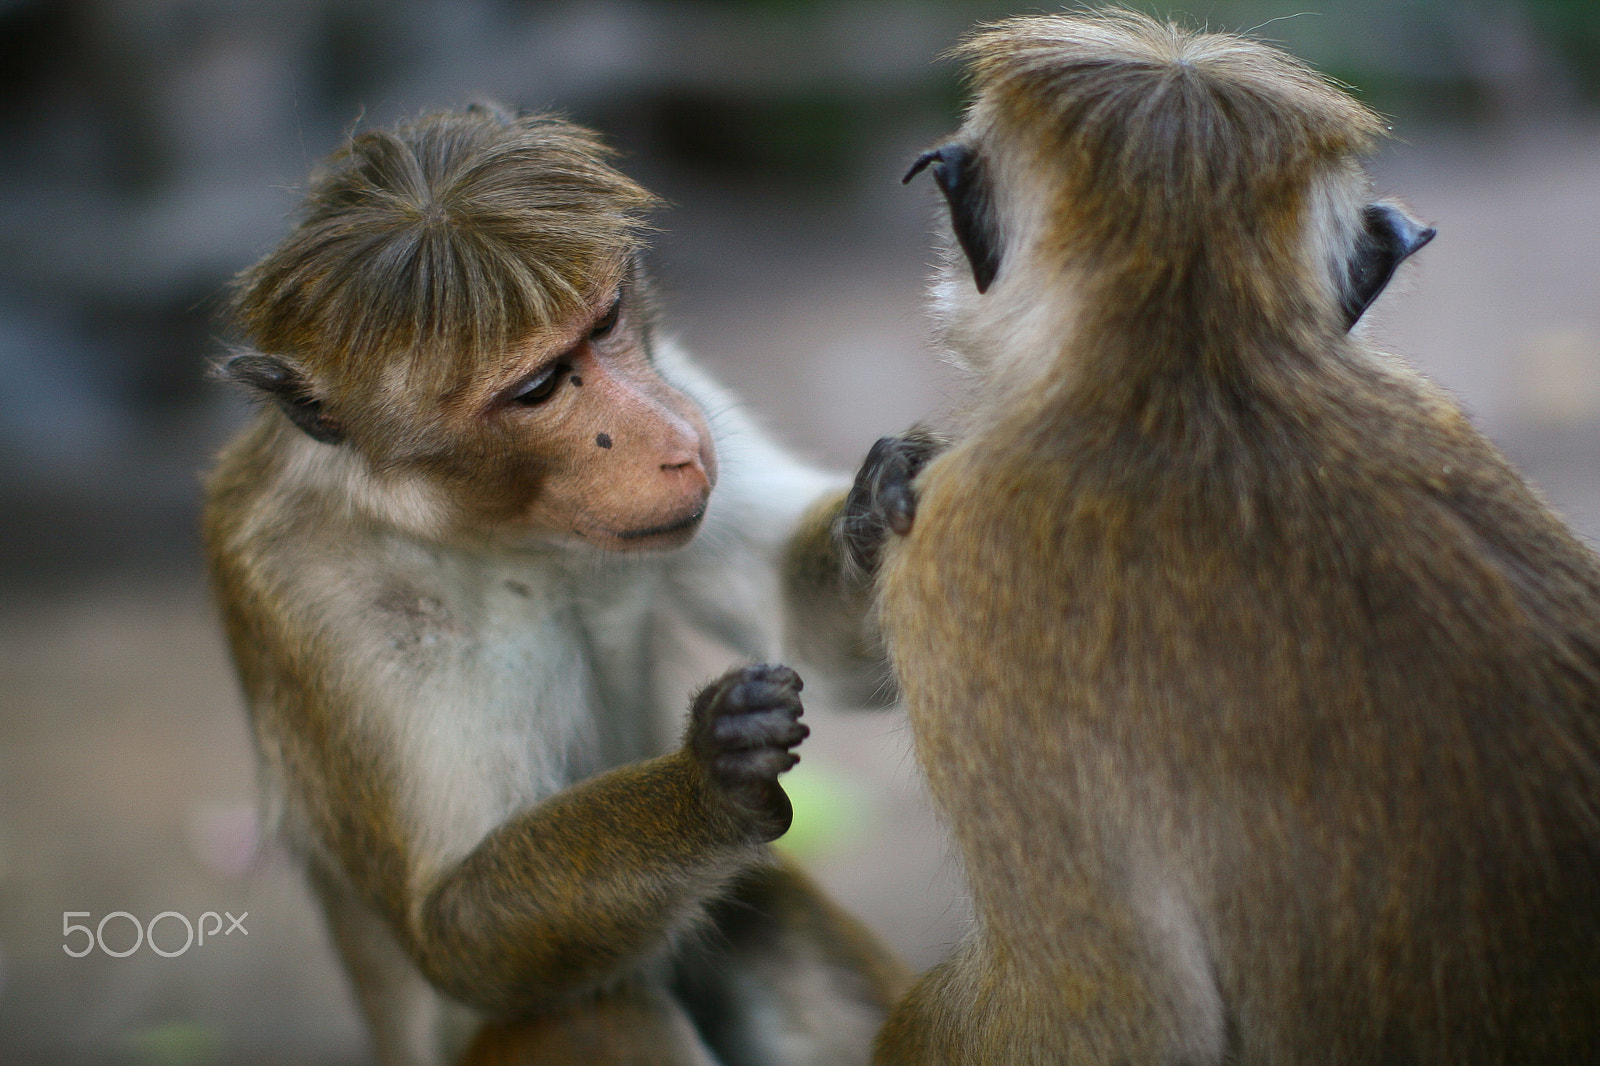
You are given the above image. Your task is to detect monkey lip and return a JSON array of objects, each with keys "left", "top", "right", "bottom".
[
  {"left": 580, "top": 502, "right": 707, "bottom": 551},
  {"left": 616, "top": 505, "right": 706, "bottom": 541}
]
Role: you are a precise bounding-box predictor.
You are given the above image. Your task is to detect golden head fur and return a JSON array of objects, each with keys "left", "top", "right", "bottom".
[
  {"left": 231, "top": 106, "right": 657, "bottom": 409},
  {"left": 926, "top": 11, "right": 1389, "bottom": 389}
]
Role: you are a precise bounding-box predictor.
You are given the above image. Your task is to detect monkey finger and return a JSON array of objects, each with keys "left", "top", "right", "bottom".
[
  {"left": 841, "top": 513, "right": 886, "bottom": 573},
  {"left": 692, "top": 672, "right": 772, "bottom": 720},
  {"left": 848, "top": 439, "right": 904, "bottom": 502},
  {"left": 883, "top": 485, "right": 918, "bottom": 537},
  {"left": 710, "top": 712, "right": 809, "bottom": 750},
  {"left": 698, "top": 666, "right": 802, "bottom": 716},
  {"left": 720, "top": 677, "right": 805, "bottom": 718},
  {"left": 714, "top": 748, "right": 801, "bottom": 782},
  {"left": 739, "top": 663, "right": 803, "bottom": 692}
]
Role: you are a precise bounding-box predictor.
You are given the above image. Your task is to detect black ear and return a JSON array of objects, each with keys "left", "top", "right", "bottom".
[
  {"left": 904, "top": 143, "right": 1002, "bottom": 294},
  {"left": 1341, "top": 203, "right": 1436, "bottom": 330},
  {"left": 218, "top": 353, "right": 345, "bottom": 445}
]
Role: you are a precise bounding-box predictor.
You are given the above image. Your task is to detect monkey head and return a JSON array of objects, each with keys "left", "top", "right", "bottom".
[
  {"left": 905, "top": 13, "right": 1435, "bottom": 365},
  {"left": 220, "top": 107, "right": 714, "bottom": 553}
]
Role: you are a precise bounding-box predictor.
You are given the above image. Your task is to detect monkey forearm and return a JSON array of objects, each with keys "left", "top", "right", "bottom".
[
  {"left": 781, "top": 490, "right": 894, "bottom": 706},
  {"left": 410, "top": 750, "right": 761, "bottom": 1015},
  {"left": 783, "top": 488, "right": 856, "bottom": 605}
]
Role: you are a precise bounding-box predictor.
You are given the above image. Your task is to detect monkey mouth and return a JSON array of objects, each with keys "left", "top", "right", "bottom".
[
  {"left": 615, "top": 506, "right": 706, "bottom": 542},
  {"left": 575, "top": 502, "right": 707, "bottom": 551}
]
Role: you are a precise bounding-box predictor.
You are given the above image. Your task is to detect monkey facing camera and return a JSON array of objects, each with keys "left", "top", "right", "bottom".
[
  {"left": 204, "top": 105, "right": 903, "bottom": 1066},
  {"left": 855, "top": 11, "right": 1600, "bottom": 1064}
]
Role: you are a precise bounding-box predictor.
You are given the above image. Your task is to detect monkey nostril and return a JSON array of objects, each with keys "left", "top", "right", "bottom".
[{"left": 660, "top": 454, "right": 708, "bottom": 489}]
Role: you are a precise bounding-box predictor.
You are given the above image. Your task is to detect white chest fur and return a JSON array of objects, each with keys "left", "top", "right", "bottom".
[{"left": 351, "top": 542, "right": 671, "bottom": 870}]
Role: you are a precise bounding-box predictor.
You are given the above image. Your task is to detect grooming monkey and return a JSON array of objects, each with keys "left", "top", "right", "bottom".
[
  {"left": 204, "top": 105, "right": 902, "bottom": 1066},
  {"left": 843, "top": 11, "right": 1600, "bottom": 1064}
]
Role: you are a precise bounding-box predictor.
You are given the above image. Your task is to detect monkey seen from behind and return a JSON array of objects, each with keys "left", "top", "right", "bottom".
[
  {"left": 204, "top": 105, "right": 903, "bottom": 1066},
  {"left": 848, "top": 10, "right": 1600, "bottom": 1064}
]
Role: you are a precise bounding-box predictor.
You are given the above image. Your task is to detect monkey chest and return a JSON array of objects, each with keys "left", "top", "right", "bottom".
[{"left": 370, "top": 559, "right": 664, "bottom": 803}]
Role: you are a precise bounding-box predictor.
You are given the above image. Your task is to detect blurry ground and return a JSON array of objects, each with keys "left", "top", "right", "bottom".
[{"left": 3, "top": 118, "right": 1600, "bottom": 1064}]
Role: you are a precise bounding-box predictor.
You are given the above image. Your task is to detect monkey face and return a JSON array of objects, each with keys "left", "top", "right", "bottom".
[
  {"left": 469, "top": 281, "right": 718, "bottom": 553},
  {"left": 218, "top": 108, "right": 721, "bottom": 555},
  {"left": 222, "top": 270, "right": 717, "bottom": 554}
]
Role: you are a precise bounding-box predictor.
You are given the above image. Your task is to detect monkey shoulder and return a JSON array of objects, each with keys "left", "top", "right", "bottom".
[{"left": 875, "top": 439, "right": 1054, "bottom": 659}]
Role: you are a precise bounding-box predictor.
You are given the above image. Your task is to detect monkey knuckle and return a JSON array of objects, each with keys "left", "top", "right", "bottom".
[
  {"left": 727, "top": 743, "right": 801, "bottom": 779},
  {"left": 707, "top": 726, "right": 749, "bottom": 754},
  {"left": 865, "top": 436, "right": 899, "bottom": 464},
  {"left": 762, "top": 663, "right": 803, "bottom": 691},
  {"left": 719, "top": 680, "right": 762, "bottom": 714},
  {"left": 743, "top": 751, "right": 790, "bottom": 780},
  {"left": 710, "top": 714, "right": 771, "bottom": 747},
  {"left": 716, "top": 664, "right": 755, "bottom": 687},
  {"left": 714, "top": 708, "right": 804, "bottom": 753},
  {"left": 712, "top": 755, "right": 766, "bottom": 784},
  {"left": 724, "top": 678, "right": 801, "bottom": 718}
]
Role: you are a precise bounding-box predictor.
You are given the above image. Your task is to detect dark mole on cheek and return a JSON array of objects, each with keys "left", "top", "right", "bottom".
[
  {"left": 596, "top": 433, "right": 613, "bottom": 449},
  {"left": 570, "top": 375, "right": 583, "bottom": 386}
]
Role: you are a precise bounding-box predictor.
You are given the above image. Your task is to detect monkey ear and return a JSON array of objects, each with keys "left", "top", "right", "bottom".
[
  {"left": 904, "top": 143, "right": 1002, "bottom": 294},
  {"left": 217, "top": 353, "right": 345, "bottom": 445},
  {"left": 1341, "top": 203, "right": 1436, "bottom": 330}
]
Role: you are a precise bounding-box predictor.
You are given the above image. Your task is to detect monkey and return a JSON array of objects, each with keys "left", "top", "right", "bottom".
[
  {"left": 837, "top": 11, "right": 1600, "bottom": 1064},
  {"left": 202, "top": 104, "right": 904, "bottom": 1066}
]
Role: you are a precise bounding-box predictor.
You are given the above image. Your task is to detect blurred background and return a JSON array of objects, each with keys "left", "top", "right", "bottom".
[{"left": 1, "top": 0, "right": 1597, "bottom": 1062}]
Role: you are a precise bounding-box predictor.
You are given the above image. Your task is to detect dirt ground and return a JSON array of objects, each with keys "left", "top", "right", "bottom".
[{"left": 2, "top": 121, "right": 1598, "bottom": 1064}]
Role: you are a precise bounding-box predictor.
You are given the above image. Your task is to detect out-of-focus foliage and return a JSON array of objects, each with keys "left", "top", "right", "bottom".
[{"left": 1528, "top": 0, "right": 1600, "bottom": 99}]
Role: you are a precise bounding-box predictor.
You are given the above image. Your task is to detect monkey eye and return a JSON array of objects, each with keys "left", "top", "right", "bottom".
[
  {"left": 589, "top": 296, "right": 622, "bottom": 340},
  {"left": 507, "top": 360, "right": 570, "bottom": 406}
]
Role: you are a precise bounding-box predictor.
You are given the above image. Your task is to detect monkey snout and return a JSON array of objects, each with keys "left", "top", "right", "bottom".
[
  {"left": 658, "top": 452, "right": 711, "bottom": 495},
  {"left": 660, "top": 451, "right": 701, "bottom": 474}
]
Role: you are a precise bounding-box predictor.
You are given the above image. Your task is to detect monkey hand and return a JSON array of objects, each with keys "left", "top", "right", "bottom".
[
  {"left": 841, "top": 428, "right": 945, "bottom": 573},
  {"left": 687, "top": 664, "right": 809, "bottom": 843}
]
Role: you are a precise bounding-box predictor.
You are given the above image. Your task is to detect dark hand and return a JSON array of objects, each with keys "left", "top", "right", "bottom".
[
  {"left": 687, "top": 664, "right": 808, "bottom": 842},
  {"left": 842, "top": 428, "right": 945, "bottom": 573}
]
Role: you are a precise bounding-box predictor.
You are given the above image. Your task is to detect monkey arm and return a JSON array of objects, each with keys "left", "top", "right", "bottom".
[
  {"left": 779, "top": 487, "right": 889, "bottom": 704},
  {"left": 837, "top": 430, "right": 943, "bottom": 572},
  {"left": 400, "top": 664, "right": 806, "bottom": 1017},
  {"left": 411, "top": 751, "right": 760, "bottom": 1013},
  {"left": 779, "top": 429, "right": 947, "bottom": 707},
  {"left": 648, "top": 337, "right": 893, "bottom": 703}
]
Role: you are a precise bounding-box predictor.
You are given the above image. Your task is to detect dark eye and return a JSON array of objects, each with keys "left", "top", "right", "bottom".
[
  {"left": 508, "top": 360, "right": 569, "bottom": 406},
  {"left": 589, "top": 297, "right": 621, "bottom": 340}
]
